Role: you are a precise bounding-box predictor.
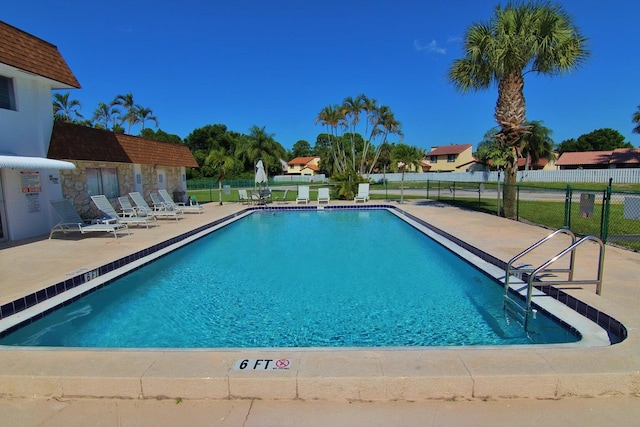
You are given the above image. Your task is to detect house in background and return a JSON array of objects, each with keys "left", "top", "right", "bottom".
[
  {"left": 424, "top": 144, "right": 475, "bottom": 172},
  {"left": 286, "top": 156, "right": 321, "bottom": 176},
  {"left": 0, "top": 21, "right": 80, "bottom": 241},
  {"left": 555, "top": 149, "right": 640, "bottom": 170},
  {"left": 48, "top": 122, "right": 198, "bottom": 218}
]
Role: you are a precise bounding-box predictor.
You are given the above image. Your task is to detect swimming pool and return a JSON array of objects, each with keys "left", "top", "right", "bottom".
[{"left": 0, "top": 208, "right": 584, "bottom": 348}]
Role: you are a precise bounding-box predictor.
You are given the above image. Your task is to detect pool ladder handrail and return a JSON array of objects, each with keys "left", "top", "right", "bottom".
[{"left": 503, "top": 229, "right": 605, "bottom": 331}]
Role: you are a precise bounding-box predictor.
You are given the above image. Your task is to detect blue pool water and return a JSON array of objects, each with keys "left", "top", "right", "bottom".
[{"left": 0, "top": 209, "right": 578, "bottom": 348}]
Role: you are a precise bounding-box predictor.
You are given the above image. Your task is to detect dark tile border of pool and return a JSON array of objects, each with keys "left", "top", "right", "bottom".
[{"left": 0, "top": 204, "right": 627, "bottom": 344}]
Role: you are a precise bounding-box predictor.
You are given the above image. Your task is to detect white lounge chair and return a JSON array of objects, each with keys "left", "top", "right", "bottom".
[
  {"left": 354, "top": 183, "right": 370, "bottom": 203},
  {"left": 296, "top": 186, "right": 310, "bottom": 204},
  {"left": 150, "top": 193, "right": 183, "bottom": 214},
  {"left": 129, "top": 192, "right": 183, "bottom": 220},
  {"left": 49, "top": 199, "right": 130, "bottom": 239},
  {"left": 118, "top": 196, "right": 146, "bottom": 217},
  {"left": 318, "top": 187, "right": 330, "bottom": 204},
  {"left": 91, "top": 195, "right": 157, "bottom": 229},
  {"left": 158, "top": 189, "right": 204, "bottom": 213},
  {"left": 274, "top": 189, "right": 288, "bottom": 204},
  {"left": 238, "top": 189, "right": 250, "bottom": 204}
]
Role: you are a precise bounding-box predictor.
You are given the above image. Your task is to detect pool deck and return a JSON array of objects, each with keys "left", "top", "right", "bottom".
[{"left": 0, "top": 199, "right": 639, "bottom": 424}]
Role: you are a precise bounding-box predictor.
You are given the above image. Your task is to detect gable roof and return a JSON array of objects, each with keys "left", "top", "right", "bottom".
[
  {"left": 48, "top": 122, "right": 198, "bottom": 168},
  {"left": 428, "top": 144, "right": 473, "bottom": 156},
  {"left": 0, "top": 21, "right": 80, "bottom": 89},
  {"left": 288, "top": 156, "right": 320, "bottom": 165},
  {"left": 611, "top": 148, "right": 640, "bottom": 165},
  {"left": 555, "top": 150, "right": 633, "bottom": 166}
]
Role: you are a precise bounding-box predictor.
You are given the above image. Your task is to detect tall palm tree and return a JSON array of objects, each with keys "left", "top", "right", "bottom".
[
  {"left": 391, "top": 143, "right": 424, "bottom": 204},
  {"left": 315, "top": 105, "right": 347, "bottom": 173},
  {"left": 342, "top": 94, "right": 366, "bottom": 169},
  {"left": 448, "top": 1, "right": 588, "bottom": 218},
  {"left": 135, "top": 105, "right": 159, "bottom": 130},
  {"left": 632, "top": 105, "right": 640, "bottom": 134},
  {"left": 52, "top": 92, "right": 83, "bottom": 122},
  {"left": 112, "top": 92, "right": 139, "bottom": 133},
  {"left": 92, "top": 102, "right": 120, "bottom": 130},
  {"left": 367, "top": 106, "right": 403, "bottom": 175}
]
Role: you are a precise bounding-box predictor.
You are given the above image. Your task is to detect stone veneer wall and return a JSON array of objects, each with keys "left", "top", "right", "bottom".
[{"left": 59, "top": 161, "right": 183, "bottom": 219}]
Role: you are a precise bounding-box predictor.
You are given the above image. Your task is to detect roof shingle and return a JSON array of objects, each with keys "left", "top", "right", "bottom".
[
  {"left": 48, "top": 122, "right": 198, "bottom": 168},
  {"left": 0, "top": 21, "right": 80, "bottom": 88},
  {"left": 428, "top": 144, "right": 472, "bottom": 156}
]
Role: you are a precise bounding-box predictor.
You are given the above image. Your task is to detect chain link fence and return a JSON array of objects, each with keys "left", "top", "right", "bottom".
[{"left": 420, "top": 179, "right": 640, "bottom": 251}]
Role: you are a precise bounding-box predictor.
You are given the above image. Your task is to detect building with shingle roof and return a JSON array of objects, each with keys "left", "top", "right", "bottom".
[
  {"left": 0, "top": 21, "right": 82, "bottom": 241},
  {"left": 555, "top": 149, "right": 640, "bottom": 169},
  {"left": 425, "top": 144, "right": 475, "bottom": 172},
  {"left": 0, "top": 21, "right": 199, "bottom": 241}
]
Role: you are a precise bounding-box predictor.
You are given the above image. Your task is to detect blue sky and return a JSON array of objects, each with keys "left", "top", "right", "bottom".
[{"left": 5, "top": 0, "right": 640, "bottom": 152}]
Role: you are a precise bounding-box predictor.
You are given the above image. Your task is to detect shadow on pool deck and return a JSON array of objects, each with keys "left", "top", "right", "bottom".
[{"left": 0, "top": 200, "right": 639, "bottom": 406}]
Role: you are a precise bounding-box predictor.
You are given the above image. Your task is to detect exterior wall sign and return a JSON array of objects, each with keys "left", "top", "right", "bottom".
[{"left": 20, "top": 171, "right": 41, "bottom": 193}]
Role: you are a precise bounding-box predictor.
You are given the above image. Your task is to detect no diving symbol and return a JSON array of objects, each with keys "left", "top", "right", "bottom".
[{"left": 275, "top": 358, "right": 290, "bottom": 369}]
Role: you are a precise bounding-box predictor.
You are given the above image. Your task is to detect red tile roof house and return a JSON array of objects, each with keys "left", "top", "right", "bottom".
[
  {"left": 286, "top": 156, "right": 321, "bottom": 175},
  {"left": 0, "top": 21, "right": 197, "bottom": 241},
  {"left": 555, "top": 149, "right": 640, "bottom": 170}
]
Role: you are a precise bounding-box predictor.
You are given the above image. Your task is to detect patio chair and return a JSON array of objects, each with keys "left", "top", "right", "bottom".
[
  {"left": 250, "top": 191, "right": 264, "bottom": 205},
  {"left": 118, "top": 196, "right": 148, "bottom": 217},
  {"left": 317, "top": 187, "right": 330, "bottom": 204},
  {"left": 129, "top": 192, "right": 183, "bottom": 220},
  {"left": 354, "top": 183, "right": 370, "bottom": 203},
  {"left": 296, "top": 186, "right": 310, "bottom": 204},
  {"left": 91, "top": 195, "right": 157, "bottom": 229},
  {"left": 49, "top": 199, "right": 130, "bottom": 239},
  {"left": 274, "top": 189, "right": 288, "bottom": 204},
  {"left": 238, "top": 189, "right": 250, "bottom": 204},
  {"left": 158, "top": 189, "right": 204, "bottom": 213},
  {"left": 150, "top": 192, "right": 183, "bottom": 214}
]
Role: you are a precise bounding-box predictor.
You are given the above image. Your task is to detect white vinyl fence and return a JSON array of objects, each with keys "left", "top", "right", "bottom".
[{"left": 366, "top": 168, "right": 640, "bottom": 184}]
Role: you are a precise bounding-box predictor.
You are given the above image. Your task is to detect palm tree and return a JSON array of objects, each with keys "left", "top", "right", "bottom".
[
  {"left": 632, "top": 105, "right": 640, "bottom": 134},
  {"left": 367, "top": 105, "right": 403, "bottom": 175},
  {"left": 52, "top": 92, "right": 83, "bottom": 122},
  {"left": 235, "top": 125, "right": 286, "bottom": 176},
  {"left": 315, "top": 105, "right": 347, "bottom": 173},
  {"left": 135, "top": 105, "right": 159, "bottom": 130},
  {"left": 391, "top": 143, "right": 424, "bottom": 204},
  {"left": 92, "top": 102, "right": 120, "bottom": 130},
  {"left": 519, "top": 120, "right": 555, "bottom": 171},
  {"left": 112, "top": 92, "right": 139, "bottom": 133},
  {"left": 448, "top": 2, "right": 588, "bottom": 218},
  {"left": 342, "top": 94, "right": 366, "bottom": 169}
]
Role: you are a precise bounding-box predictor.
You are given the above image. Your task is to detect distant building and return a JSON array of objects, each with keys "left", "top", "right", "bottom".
[
  {"left": 555, "top": 149, "right": 640, "bottom": 170},
  {"left": 424, "top": 144, "right": 475, "bottom": 172},
  {"left": 286, "top": 156, "right": 321, "bottom": 175}
]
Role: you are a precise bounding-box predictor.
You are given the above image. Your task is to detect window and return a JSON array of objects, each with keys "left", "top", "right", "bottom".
[
  {"left": 447, "top": 154, "right": 456, "bottom": 163},
  {"left": 0, "top": 76, "right": 16, "bottom": 110},
  {"left": 86, "top": 168, "right": 119, "bottom": 198},
  {"left": 430, "top": 156, "right": 437, "bottom": 163}
]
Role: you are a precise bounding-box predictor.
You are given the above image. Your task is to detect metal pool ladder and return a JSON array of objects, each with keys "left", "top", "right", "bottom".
[{"left": 503, "top": 228, "right": 605, "bottom": 330}]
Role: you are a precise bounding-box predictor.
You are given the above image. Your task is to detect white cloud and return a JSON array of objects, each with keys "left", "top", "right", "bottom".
[{"left": 413, "top": 39, "right": 446, "bottom": 55}]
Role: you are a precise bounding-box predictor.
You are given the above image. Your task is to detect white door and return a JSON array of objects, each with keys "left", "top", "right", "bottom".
[{"left": 157, "top": 169, "right": 166, "bottom": 191}]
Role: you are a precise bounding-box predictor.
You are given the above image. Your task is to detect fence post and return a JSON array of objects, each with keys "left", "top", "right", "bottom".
[
  {"left": 516, "top": 185, "right": 520, "bottom": 220},
  {"left": 426, "top": 179, "right": 429, "bottom": 199},
  {"left": 564, "top": 184, "right": 572, "bottom": 228},
  {"left": 600, "top": 178, "right": 612, "bottom": 242}
]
